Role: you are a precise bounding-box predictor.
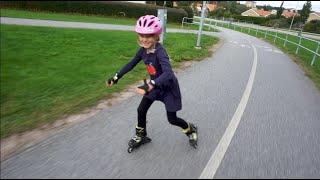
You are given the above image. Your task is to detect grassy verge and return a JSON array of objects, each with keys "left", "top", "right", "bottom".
[
  {"left": 0, "top": 8, "right": 219, "bottom": 32},
  {"left": 0, "top": 24, "right": 219, "bottom": 139}
]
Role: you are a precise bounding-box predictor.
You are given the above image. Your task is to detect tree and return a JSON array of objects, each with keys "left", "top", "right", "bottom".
[
  {"left": 229, "top": 1, "right": 237, "bottom": 14},
  {"left": 155, "top": 1, "right": 173, "bottom": 7},
  {"left": 234, "top": 4, "right": 249, "bottom": 15},
  {"left": 300, "top": 1, "right": 312, "bottom": 23},
  {"left": 303, "top": 19, "right": 320, "bottom": 33},
  {"left": 146, "top": 1, "right": 156, "bottom": 5},
  {"left": 176, "top": 1, "right": 194, "bottom": 7},
  {"left": 277, "top": 1, "right": 284, "bottom": 18},
  {"left": 257, "top": 5, "right": 273, "bottom": 11}
]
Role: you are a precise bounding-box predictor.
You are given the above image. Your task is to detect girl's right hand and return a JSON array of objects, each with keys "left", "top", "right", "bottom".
[
  {"left": 106, "top": 79, "right": 113, "bottom": 87},
  {"left": 106, "top": 73, "right": 119, "bottom": 87}
]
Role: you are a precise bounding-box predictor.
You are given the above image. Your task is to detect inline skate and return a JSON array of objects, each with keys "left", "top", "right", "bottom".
[
  {"left": 183, "top": 123, "right": 198, "bottom": 149},
  {"left": 127, "top": 126, "right": 151, "bottom": 153}
]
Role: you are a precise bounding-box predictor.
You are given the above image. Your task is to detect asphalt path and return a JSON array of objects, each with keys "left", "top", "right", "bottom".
[{"left": 1, "top": 17, "right": 320, "bottom": 178}]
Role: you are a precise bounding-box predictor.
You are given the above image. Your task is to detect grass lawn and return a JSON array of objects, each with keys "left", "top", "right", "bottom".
[
  {"left": 0, "top": 8, "right": 219, "bottom": 32},
  {"left": 0, "top": 24, "right": 219, "bottom": 139}
]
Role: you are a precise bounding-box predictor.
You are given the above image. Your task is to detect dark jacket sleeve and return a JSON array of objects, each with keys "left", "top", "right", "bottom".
[
  {"left": 154, "top": 47, "right": 175, "bottom": 88},
  {"left": 117, "top": 48, "right": 143, "bottom": 79}
]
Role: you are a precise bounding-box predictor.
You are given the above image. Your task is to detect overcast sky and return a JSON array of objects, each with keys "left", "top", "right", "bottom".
[{"left": 240, "top": 1, "right": 320, "bottom": 11}]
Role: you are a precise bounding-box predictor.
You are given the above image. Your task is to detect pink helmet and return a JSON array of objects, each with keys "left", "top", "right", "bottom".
[{"left": 135, "top": 15, "right": 162, "bottom": 35}]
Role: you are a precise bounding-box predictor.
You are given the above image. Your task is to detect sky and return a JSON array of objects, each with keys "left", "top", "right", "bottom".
[
  {"left": 128, "top": 1, "right": 320, "bottom": 12},
  {"left": 241, "top": 1, "right": 319, "bottom": 11}
]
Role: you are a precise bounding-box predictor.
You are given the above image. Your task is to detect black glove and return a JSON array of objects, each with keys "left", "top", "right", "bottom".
[
  {"left": 137, "top": 79, "right": 149, "bottom": 95},
  {"left": 107, "top": 73, "right": 119, "bottom": 85}
]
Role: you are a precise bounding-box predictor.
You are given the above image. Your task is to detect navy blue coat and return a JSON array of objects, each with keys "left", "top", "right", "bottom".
[{"left": 117, "top": 42, "right": 182, "bottom": 112}]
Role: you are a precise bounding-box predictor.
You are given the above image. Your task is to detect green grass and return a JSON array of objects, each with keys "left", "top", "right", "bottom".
[
  {"left": 1, "top": 9, "right": 217, "bottom": 31},
  {"left": 0, "top": 24, "right": 218, "bottom": 139},
  {"left": 0, "top": 8, "right": 219, "bottom": 32},
  {"left": 1, "top": 8, "right": 138, "bottom": 25}
]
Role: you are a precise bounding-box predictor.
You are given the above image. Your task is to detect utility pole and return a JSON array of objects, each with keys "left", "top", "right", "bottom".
[
  {"left": 289, "top": 1, "right": 299, "bottom": 31},
  {"left": 196, "top": 1, "right": 207, "bottom": 49}
]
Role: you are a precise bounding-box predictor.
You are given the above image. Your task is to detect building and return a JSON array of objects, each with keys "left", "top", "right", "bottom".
[
  {"left": 270, "top": 9, "right": 277, "bottom": 15},
  {"left": 195, "top": 1, "right": 218, "bottom": 12},
  {"left": 307, "top": 12, "right": 320, "bottom": 22},
  {"left": 245, "top": 1, "right": 256, "bottom": 8},
  {"left": 241, "top": 8, "right": 271, "bottom": 18},
  {"left": 194, "top": 1, "right": 218, "bottom": 16},
  {"left": 281, "top": 9, "right": 299, "bottom": 19}
]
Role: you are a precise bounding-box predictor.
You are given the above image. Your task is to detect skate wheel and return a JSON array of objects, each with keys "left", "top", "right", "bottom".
[{"left": 128, "top": 147, "right": 133, "bottom": 153}]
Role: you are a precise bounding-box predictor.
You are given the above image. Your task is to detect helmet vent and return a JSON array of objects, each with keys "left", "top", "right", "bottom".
[
  {"left": 143, "top": 19, "right": 147, "bottom": 27},
  {"left": 147, "top": 20, "right": 154, "bottom": 27}
]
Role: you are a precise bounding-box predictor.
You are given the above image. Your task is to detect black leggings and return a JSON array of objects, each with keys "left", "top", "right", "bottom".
[{"left": 137, "top": 96, "right": 189, "bottom": 129}]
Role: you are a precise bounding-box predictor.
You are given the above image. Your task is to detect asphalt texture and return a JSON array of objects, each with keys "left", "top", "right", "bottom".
[{"left": 1, "top": 17, "right": 320, "bottom": 178}]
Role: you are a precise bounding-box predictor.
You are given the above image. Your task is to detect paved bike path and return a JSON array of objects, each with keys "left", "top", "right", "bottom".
[{"left": 1, "top": 17, "right": 320, "bottom": 178}]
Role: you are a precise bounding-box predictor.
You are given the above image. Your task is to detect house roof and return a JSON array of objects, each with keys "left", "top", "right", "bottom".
[
  {"left": 282, "top": 10, "right": 299, "bottom": 18},
  {"left": 206, "top": 4, "right": 217, "bottom": 11},
  {"left": 196, "top": 2, "right": 217, "bottom": 12},
  {"left": 254, "top": 9, "right": 271, "bottom": 17},
  {"left": 241, "top": 8, "right": 271, "bottom": 17}
]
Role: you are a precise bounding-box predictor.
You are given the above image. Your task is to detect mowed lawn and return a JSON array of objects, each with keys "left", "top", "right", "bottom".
[{"left": 1, "top": 24, "right": 219, "bottom": 138}]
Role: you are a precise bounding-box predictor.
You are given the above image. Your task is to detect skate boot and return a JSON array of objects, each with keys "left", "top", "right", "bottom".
[
  {"left": 127, "top": 126, "right": 151, "bottom": 153},
  {"left": 182, "top": 123, "right": 198, "bottom": 149}
]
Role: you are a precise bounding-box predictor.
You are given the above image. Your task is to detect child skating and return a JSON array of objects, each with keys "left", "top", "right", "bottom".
[{"left": 107, "top": 15, "right": 198, "bottom": 153}]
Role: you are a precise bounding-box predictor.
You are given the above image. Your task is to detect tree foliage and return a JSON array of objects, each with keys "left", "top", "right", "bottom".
[
  {"left": 276, "top": 1, "right": 284, "bottom": 18},
  {"left": 303, "top": 19, "right": 320, "bottom": 33},
  {"left": 300, "top": 1, "right": 312, "bottom": 23}
]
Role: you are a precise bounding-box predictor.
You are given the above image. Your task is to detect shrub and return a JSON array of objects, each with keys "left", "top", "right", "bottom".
[
  {"left": 233, "top": 15, "right": 268, "bottom": 25},
  {"left": 303, "top": 20, "right": 320, "bottom": 34},
  {"left": 179, "top": 6, "right": 193, "bottom": 23},
  {"left": 264, "top": 18, "right": 290, "bottom": 28}
]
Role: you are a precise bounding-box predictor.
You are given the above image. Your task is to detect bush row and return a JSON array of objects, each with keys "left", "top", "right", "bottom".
[
  {"left": 232, "top": 15, "right": 269, "bottom": 25},
  {"left": 0, "top": 1, "right": 188, "bottom": 23}
]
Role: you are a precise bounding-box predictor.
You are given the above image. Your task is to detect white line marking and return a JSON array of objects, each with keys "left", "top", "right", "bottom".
[
  {"left": 199, "top": 44, "right": 258, "bottom": 179},
  {"left": 273, "top": 50, "right": 283, "bottom": 54}
]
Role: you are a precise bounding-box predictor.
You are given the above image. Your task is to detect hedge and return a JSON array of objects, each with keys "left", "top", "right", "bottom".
[
  {"left": 233, "top": 15, "right": 268, "bottom": 25},
  {"left": 303, "top": 20, "right": 320, "bottom": 34},
  {"left": 0, "top": 1, "right": 188, "bottom": 23}
]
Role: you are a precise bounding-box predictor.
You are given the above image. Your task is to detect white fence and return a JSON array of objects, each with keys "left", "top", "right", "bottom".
[{"left": 183, "top": 16, "right": 320, "bottom": 67}]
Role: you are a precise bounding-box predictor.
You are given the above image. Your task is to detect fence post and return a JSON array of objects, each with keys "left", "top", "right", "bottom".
[
  {"left": 295, "top": 35, "right": 302, "bottom": 54},
  {"left": 181, "top": 17, "right": 185, "bottom": 28},
  {"left": 265, "top": 29, "right": 267, "bottom": 38},
  {"left": 284, "top": 34, "right": 288, "bottom": 47},
  {"left": 311, "top": 42, "right": 319, "bottom": 66},
  {"left": 274, "top": 30, "right": 278, "bottom": 44},
  {"left": 255, "top": 27, "right": 258, "bottom": 36},
  {"left": 209, "top": 19, "right": 212, "bottom": 31}
]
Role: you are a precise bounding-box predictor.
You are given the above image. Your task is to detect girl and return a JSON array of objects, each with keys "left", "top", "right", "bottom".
[{"left": 107, "top": 15, "right": 198, "bottom": 151}]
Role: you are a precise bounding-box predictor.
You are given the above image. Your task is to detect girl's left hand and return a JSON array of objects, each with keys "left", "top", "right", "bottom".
[
  {"left": 135, "top": 80, "right": 154, "bottom": 95},
  {"left": 147, "top": 83, "right": 154, "bottom": 92}
]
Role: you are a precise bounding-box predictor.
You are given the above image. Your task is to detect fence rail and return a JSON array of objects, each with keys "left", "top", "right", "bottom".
[{"left": 189, "top": 16, "right": 320, "bottom": 67}]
